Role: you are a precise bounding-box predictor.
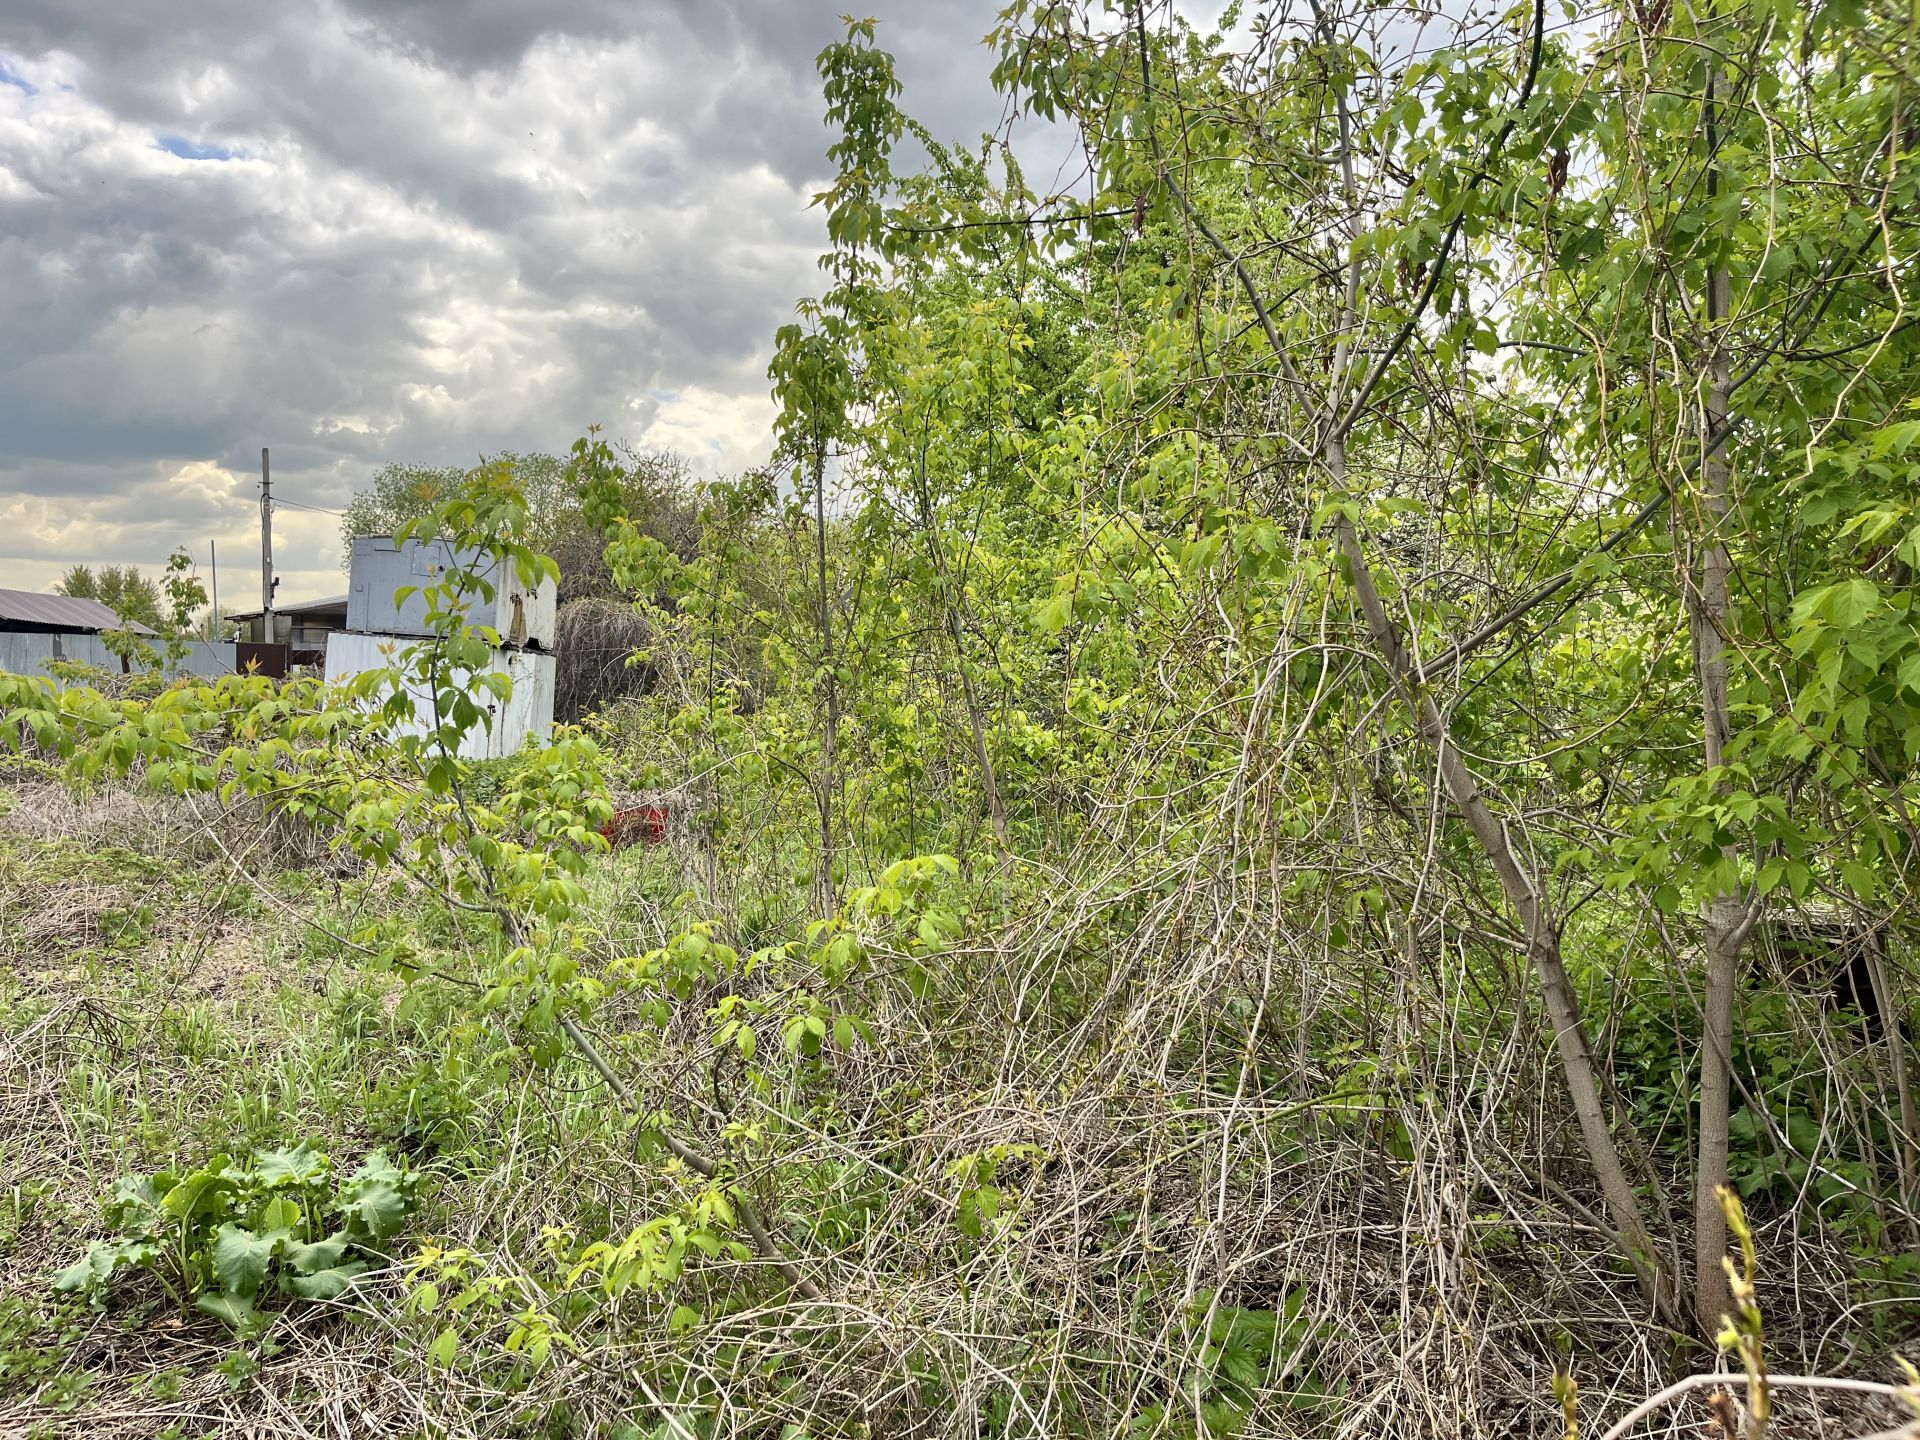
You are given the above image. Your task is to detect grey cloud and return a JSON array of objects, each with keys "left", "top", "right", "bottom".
[{"left": 0, "top": 0, "right": 1011, "bottom": 595}]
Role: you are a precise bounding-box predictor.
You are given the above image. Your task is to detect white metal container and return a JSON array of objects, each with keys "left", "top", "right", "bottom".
[
  {"left": 323, "top": 631, "right": 556, "bottom": 760},
  {"left": 346, "top": 537, "right": 556, "bottom": 649}
]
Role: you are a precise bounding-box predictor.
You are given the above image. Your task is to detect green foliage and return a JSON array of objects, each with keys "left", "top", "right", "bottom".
[
  {"left": 53, "top": 1145, "right": 418, "bottom": 1336},
  {"left": 54, "top": 563, "right": 162, "bottom": 628},
  {"left": 1123, "top": 1291, "right": 1337, "bottom": 1438},
  {"left": 10, "top": 0, "right": 1920, "bottom": 1430},
  {"left": 346, "top": 447, "right": 697, "bottom": 604},
  {"left": 342, "top": 456, "right": 561, "bottom": 565}
]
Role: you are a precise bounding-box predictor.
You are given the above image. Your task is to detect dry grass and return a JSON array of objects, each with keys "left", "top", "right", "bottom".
[
  {"left": 554, "top": 597, "right": 656, "bottom": 723},
  {"left": 0, "top": 778, "right": 407, "bottom": 1435},
  {"left": 2, "top": 775, "right": 1917, "bottom": 1439}
]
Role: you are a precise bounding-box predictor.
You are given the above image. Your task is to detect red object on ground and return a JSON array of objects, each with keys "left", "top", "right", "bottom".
[{"left": 601, "top": 805, "right": 669, "bottom": 849}]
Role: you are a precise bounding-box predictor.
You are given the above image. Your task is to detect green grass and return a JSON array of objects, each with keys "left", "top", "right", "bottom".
[
  {"left": 0, "top": 788, "right": 436, "bottom": 1424},
  {"left": 0, "top": 779, "right": 714, "bottom": 1435}
]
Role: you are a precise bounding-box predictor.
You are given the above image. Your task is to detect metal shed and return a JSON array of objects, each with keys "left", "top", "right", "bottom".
[
  {"left": 346, "top": 538, "right": 555, "bottom": 649},
  {"left": 225, "top": 594, "right": 349, "bottom": 656},
  {"left": 321, "top": 631, "right": 555, "bottom": 760}
]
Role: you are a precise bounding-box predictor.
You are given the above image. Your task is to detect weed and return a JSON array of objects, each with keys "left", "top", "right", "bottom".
[
  {"left": 54, "top": 1144, "right": 418, "bottom": 1336},
  {"left": 214, "top": 1348, "right": 258, "bottom": 1392},
  {"left": 37, "top": 1370, "right": 93, "bottom": 1413}
]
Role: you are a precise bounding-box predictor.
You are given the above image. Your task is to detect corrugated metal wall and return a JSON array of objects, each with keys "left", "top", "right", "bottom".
[{"left": 0, "top": 633, "right": 240, "bottom": 680}]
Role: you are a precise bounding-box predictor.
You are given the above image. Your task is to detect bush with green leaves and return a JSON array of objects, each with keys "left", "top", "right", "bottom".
[{"left": 54, "top": 1143, "right": 418, "bottom": 1336}]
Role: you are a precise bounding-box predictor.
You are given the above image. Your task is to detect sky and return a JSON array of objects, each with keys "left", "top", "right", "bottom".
[{"left": 0, "top": 0, "right": 1050, "bottom": 604}]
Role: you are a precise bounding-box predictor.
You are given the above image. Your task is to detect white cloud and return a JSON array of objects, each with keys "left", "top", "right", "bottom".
[
  {"left": 641, "top": 385, "right": 779, "bottom": 476},
  {"left": 0, "top": 0, "right": 1023, "bottom": 601},
  {"left": 0, "top": 458, "right": 252, "bottom": 592}
]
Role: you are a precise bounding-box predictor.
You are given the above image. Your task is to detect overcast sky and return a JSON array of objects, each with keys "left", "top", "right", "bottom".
[{"left": 0, "top": 1, "right": 1046, "bottom": 604}]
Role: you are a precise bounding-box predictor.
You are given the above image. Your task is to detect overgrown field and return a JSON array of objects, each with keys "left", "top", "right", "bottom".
[
  {"left": 0, "top": 723, "right": 1913, "bottom": 1439},
  {"left": 9, "top": 0, "right": 1920, "bottom": 1433}
]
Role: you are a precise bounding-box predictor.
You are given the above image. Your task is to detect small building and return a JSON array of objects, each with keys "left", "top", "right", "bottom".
[
  {"left": 224, "top": 594, "right": 349, "bottom": 667},
  {"left": 323, "top": 632, "right": 557, "bottom": 760},
  {"left": 322, "top": 538, "right": 556, "bottom": 759},
  {"left": 0, "top": 587, "right": 155, "bottom": 637},
  {"left": 345, "top": 538, "right": 555, "bottom": 649},
  {"left": 0, "top": 588, "right": 248, "bottom": 681},
  {"left": 0, "top": 587, "right": 156, "bottom": 677}
]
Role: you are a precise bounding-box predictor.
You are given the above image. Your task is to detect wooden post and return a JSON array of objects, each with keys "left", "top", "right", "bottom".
[{"left": 260, "top": 447, "right": 275, "bottom": 645}]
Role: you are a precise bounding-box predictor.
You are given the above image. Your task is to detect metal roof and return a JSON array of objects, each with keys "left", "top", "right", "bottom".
[
  {"left": 224, "top": 593, "right": 350, "bottom": 623},
  {"left": 0, "top": 587, "right": 157, "bottom": 634}
]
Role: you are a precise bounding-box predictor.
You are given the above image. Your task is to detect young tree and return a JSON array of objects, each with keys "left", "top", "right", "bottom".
[
  {"left": 342, "top": 450, "right": 696, "bottom": 602},
  {"left": 56, "top": 564, "right": 163, "bottom": 628}
]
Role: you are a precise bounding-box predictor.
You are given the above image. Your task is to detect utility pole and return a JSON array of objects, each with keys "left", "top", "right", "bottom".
[
  {"left": 260, "top": 447, "right": 275, "bottom": 645},
  {"left": 208, "top": 540, "right": 219, "bottom": 642}
]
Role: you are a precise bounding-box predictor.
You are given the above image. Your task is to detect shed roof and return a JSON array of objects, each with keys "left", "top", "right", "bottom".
[
  {"left": 224, "top": 593, "right": 350, "bottom": 624},
  {"left": 0, "top": 588, "right": 157, "bottom": 635}
]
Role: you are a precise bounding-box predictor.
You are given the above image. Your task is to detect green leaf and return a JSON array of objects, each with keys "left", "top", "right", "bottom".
[
  {"left": 1796, "top": 577, "right": 1882, "bottom": 631},
  {"left": 194, "top": 1290, "right": 264, "bottom": 1336},
  {"left": 161, "top": 1163, "right": 236, "bottom": 1222},
  {"left": 282, "top": 1260, "right": 369, "bottom": 1300},
  {"left": 53, "top": 1239, "right": 154, "bottom": 1298},
  {"left": 336, "top": 1152, "right": 415, "bottom": 1244},
  {"left": 284, "top": 1233, "right": 350, "bottom": 1276},
  {"left": 103, "top": 1173, "right": 170, "bottom": 1229},
  {"left": 212, "top": 1223, "right": 276, "bottom": 1300},
  {"left": 255, "top": 1142, "right": 329, "bottom": 1188},
  {"left": 1842, "top": 860, "right": 1878, "bottom": 900},
  {"left": 52, "top": 1247, "right": 113, "bottom": 1296},
  {"left": 1897, "top": 653, "right": 1920, "bottom": 700},
  {"left": 256, "top": 1195, "right": 303, "bottom": 1240}
]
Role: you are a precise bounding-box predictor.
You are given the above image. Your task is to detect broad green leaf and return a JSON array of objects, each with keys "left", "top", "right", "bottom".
[
  {"left": 53, "top": 1238, "right": 154, "bottom": 1297},
  {"left": 212, "top": 1223, "right": 276, "bottom": 1300},
  {"left": 282, "top": 1259, "right": 369, "bottom": 1300},
  {"left": 257, "top": 1195, "right": 303, "bottom": 1240},
  {"left": 337, "top": 1153, "right": 414, "bottom": 1244},
  {"left": 195, "top": 1290, "right": 264, "bottom": 1336},
  {"left": 255, "top": 1142, "right": 329, "bottom": 1188},
  {"left": 284, "top": 1233, "right": 349, "bottom": 1276},
  {"left": 52, "top": 1246, "right": 113, "bottom": 1296},
  {"left": 161, "top": 1165, "right": 236, "bottom": 1223}
]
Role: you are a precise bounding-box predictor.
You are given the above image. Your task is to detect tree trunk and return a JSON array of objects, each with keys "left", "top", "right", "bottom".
[
  {"left": 814, "top": 441, "right": 839, "bottom": 904},
  {"left": 1327, "top": 434, "right": 1677, "bottom": 1321},
  {"left": 1690, "top": 58, "right": 1749, "bottom": 1338}
]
